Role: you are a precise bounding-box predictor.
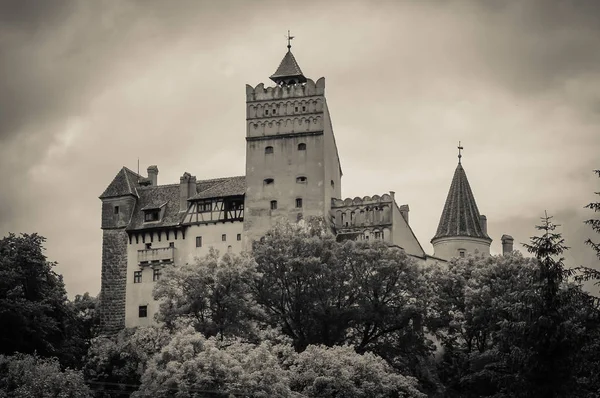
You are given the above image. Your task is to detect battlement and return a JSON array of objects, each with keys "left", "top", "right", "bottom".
[
  {"left": 331, "top": 194, "right": 394, "bottom": 208},
  {"left": 246, "top": 77, "right": 325, "bottom": 102}
]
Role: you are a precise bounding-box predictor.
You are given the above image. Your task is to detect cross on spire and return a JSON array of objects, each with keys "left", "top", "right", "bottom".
[
  {"left": 458, "top": 141, "right": 464, "bottom": 163},
  {"left": 286, "top": 30, "right": 294, "bottom": 51}
]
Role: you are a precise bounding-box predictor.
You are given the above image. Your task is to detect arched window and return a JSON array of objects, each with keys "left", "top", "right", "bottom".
[
  {"left": 296, "top": 176, "right": 307, "bottom": 183},
  {"left": 298, "top": 143, "right": 306, "bottom": 151},
  {"left": 264, "top": 178, "right": 274, "bottom": 185},
  {"left": 265, "top": 146, "right": 273, "bottom": 154}
]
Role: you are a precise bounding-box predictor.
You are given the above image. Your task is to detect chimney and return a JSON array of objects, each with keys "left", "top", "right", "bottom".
[
  {"left": 179, "top": 172, "right": 196, "bottom": 212},
  {"left": 147, "top": 165, "right": 159, "bottom": 186},
  {"left": 479, "top": 215, "right": 487, "bottom": 235},
  {"left": 399, "top": 204, "right": 409, "bottom": 224},
  {"left": 501, "top": 234, "right": 514, "bottom": 256}
]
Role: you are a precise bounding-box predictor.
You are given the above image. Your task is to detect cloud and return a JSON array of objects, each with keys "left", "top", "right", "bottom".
[{"left": 0, "top": 0, "right": 598, "bottom": 296}]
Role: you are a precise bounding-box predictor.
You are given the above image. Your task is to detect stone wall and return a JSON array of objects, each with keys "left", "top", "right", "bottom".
[{"left": 99, "top": 228, "right": 128, "bottom": 334}]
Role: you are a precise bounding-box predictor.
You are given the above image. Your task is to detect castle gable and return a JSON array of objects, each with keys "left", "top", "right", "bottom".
[{"left": 99, "top": 167, "right": 142, "bottom": 199}]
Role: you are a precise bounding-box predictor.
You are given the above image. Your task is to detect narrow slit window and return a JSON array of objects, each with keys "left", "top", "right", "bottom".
[
  {"left": 237, "top": 233, "right": 241, "bottom": 241},
  {"left": 196, "top": 236, "right": 202, "bottom": 247},
  {"left": 114, "top": 206, "right": 119, "bottom": 215}
]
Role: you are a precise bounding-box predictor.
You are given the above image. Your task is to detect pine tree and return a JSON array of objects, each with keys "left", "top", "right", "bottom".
[{"left": 575, "top": 169, "right": 600, "bottom": 285}]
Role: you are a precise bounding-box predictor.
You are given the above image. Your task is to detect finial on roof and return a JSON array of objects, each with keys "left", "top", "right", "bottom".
[
  {"left": 270, "top": 31, "right": 307, "bottom": 85},
  {"left": 458, "top": 141, "right": 464, "bottom": 164},
  {"left": 286, "top": 30, "right": 294, "bottom": 51}
]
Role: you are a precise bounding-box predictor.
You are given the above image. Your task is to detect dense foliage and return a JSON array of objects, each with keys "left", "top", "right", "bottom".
[
  {"left": 0, "top": 353, "right": 91, "bottom": 397},
  {"left": 2, "top": 174, "right": 600, "bottom": 397}
]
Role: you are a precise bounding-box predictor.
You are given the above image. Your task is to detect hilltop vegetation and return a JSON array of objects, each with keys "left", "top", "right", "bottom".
[{"left": 1, "top": 170, "right": 599, "bottom": 397}]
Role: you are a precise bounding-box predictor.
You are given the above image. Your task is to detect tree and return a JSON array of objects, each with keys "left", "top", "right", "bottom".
[
  {"left": 0, "top": 233, "right": 72, "bottom": 360},
  {"left": 0, "top": 353, "right": 91, "bottom": 397},
  {"left": 428, "top": 215, "right": 600, "bottom": 397},
  {"left": 153, "top": 248, "right": 260, "bottom": 340},
  {"left": 134, "top": 327, "right": 296, "bottom": 398},
  {"left": 251, "top": 218, "right": 430, "bottom": 360},
  {"left": 84, "top": 326, "right": 171, "bottom": 397},
  {"left": 289, "top": 345, "right": 426, "bottom": 398},
  {"left": 576, "top": 169, "right": 600, "bottom": 284}
]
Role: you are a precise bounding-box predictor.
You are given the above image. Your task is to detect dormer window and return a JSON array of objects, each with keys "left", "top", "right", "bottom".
[
  {"left": 298, "top": 143, "right": 306, "bottom": 151},
  {"left": 265, "top": 146, "right": 274, "bottom": 154},
  {"left": 296, "top": 176, "right": 307, "bottom": 183},
  {"left": 264, "top": 178, "right": 274, "bottom": 185},
  {"left": 144, "top": 210, "right": 160, "bottom": 222}
]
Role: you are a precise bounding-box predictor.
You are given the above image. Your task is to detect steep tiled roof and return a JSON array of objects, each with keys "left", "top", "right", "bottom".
[
  {"left": 127, "top": 185, "right": 181, "bottom": 231},
  {"left": 432, "top": 163, "right": 491, "bottom": 242},
  {"left": 126, "top": 176, "right": 246, "bottom": 231},
  {"left": 192, "top": 176, "right": 246, "bottom": 200},
  {"left": 270, "top": 50, "right": 307, "bottom": 84},
  {"left": 99, "top": 167, "right": 142, "bottom": 199}
]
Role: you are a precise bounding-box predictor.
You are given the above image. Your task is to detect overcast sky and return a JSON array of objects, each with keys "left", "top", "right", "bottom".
[{"left": 1, "top": 0, "right": 599, "bottom": 297}]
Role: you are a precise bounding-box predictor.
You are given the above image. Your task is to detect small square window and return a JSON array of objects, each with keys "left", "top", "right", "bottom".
[
  {"left": 196, "top": 236, "right": 202, "bottom": 247},
  {"left": 270, "top": 200, "right": 278, "bottom": 210},
  {"left": 145, "top": 243, "right": 152, "bottom": 250},
  {"left": 222, "top": 234, "right": 227, "bottom": 242},
  {"left": 114, "top": 206, "right": 119, "bottom": 215},
  {"left": 265, "top": 146, "right": 274, "bottom": 154},
  {"left": 297, "top": 143, "right": 306, "bottom": 151},
  {"left": 139, "top": 305, "right": 147, "bottom": 318},
  {"left": 169, "top": 242, "right": 175, "bottom": 248},
  {"left": 134, "top": 271, "right": 142, "bottom": 283},
  {"left": 296, "top": 198, "right": 303, "bottom": 208},
  {"left": 153, "top": 268, "right": 161, "bottom": 281},
  {"left": 237, "top": 233, "right": 241, "bottom": 241}
]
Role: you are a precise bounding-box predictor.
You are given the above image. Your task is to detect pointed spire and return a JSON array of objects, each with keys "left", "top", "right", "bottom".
[
  {"left": 431, "top": 158, "right": 491, "bottom": 242},
  {"left": 270, "top": 30, "right": 307, "bottom": 85}
]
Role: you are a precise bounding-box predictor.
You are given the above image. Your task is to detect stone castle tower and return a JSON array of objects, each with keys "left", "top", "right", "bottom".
[
  {"left": 97, "top": 39, "right": 512, "bottom": 333},
  {"left": 431, "top": 154, "right": 493, "bottom": 259},
  {"left": 243, "top": 44, "right": 342, "bottom": 245}
]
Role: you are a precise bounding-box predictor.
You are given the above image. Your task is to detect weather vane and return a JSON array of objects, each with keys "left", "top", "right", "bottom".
[
  {"left": 458, "top": 141, "right": 464, "bottom": 163},
  {"left": 286, "top": 30, "right": 295, "bottom": 50}
]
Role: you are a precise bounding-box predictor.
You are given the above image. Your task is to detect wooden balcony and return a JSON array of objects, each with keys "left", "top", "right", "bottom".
[{"left": 137, "top": 247, "right": 174, "bottom": 266}]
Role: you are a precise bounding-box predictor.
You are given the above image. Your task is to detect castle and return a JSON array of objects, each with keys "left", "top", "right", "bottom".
[{"left": 98, "top": 41, "right": 514, "bottom": 332}]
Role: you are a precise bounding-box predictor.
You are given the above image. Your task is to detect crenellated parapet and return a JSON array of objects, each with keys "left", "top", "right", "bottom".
[
  {"left": 330, "top": 194, "right": 395, "bottom": 232},
  {"left": 245, "top": 77, "right": 325, "bottom": 102}
]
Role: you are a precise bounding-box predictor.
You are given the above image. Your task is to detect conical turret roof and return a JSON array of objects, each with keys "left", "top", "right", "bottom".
[
  {"left": 270, "top": 49, "right": 307, "bottom": 85},
  {"left": 432, "top": 162, "right": 491, "bottom": 242}
]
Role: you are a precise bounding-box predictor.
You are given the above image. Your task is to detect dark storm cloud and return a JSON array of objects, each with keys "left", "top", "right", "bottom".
[{"left": 0, "top": 0, "right": 598, "bottom": 297}]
